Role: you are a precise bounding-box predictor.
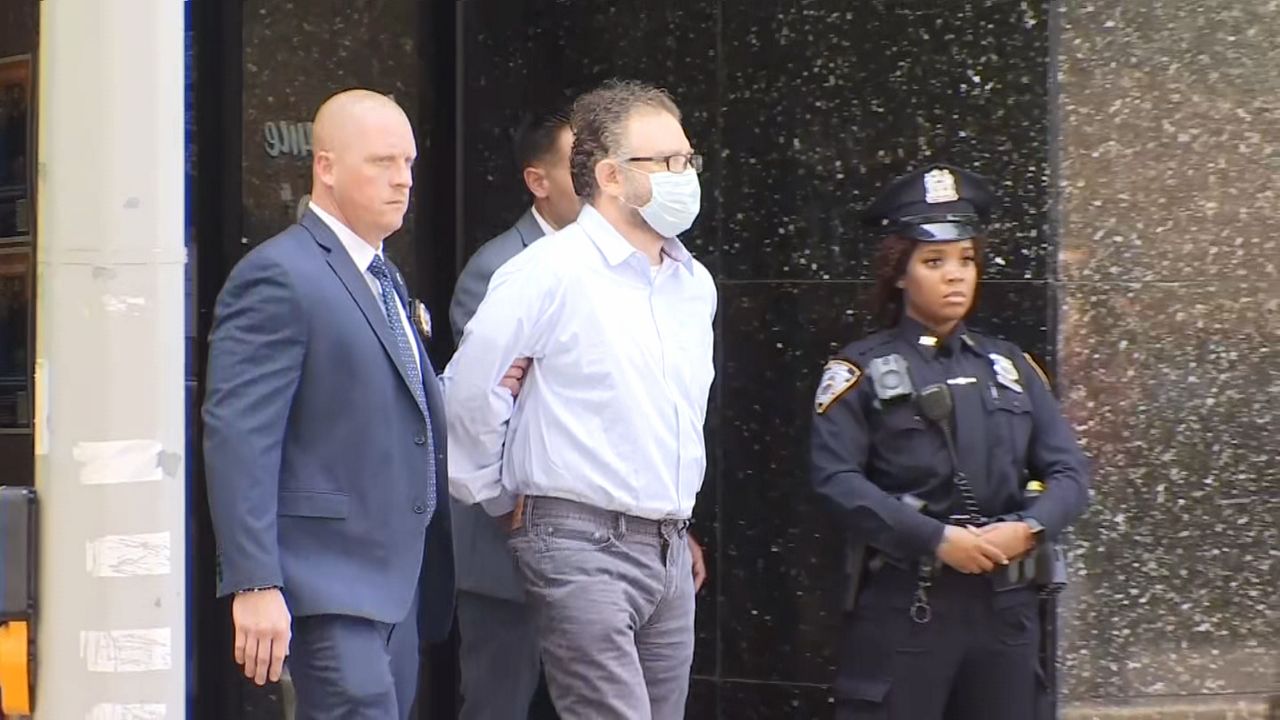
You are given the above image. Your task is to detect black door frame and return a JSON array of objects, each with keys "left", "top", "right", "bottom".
[{"left": 191, "top": 0, "right": 249, "bottom": 716}]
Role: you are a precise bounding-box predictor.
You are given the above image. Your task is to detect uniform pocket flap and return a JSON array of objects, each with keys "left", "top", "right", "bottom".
[
  {"left": 834, "top": 675, "right": 891, "bottom": 702},
  {"left": 991, "top": 586, "right": 1038, "bottom": 610},
  {"left": 985, "top": 388, "right": 1032, "bottom": 414},
  {"left": 278, "top": 490, "right": 349, "bottom": 519},
  {"left": 879, "top": 405, "right": 927, "bottom": 431}
]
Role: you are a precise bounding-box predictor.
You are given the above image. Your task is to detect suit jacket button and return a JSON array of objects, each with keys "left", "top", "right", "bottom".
[
  {"left": 413, "top": 503, "right": 426, "bottom": 514},
  {"left": 413, "top": 434, "right": 426, "bottom": 445}
]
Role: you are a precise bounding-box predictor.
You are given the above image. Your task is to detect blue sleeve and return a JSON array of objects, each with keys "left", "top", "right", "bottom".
[
  {"left": 809, "top": 364, "right": 947, "bottom": 559},
  {"left": 201, "top": 250, "right": 306, "bottom": 595},
  {"left": 1017, "top": 352, "right": 1091, "bottom": 537}
]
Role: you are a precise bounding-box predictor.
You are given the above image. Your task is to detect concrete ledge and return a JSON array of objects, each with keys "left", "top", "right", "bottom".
[{"left": 1065, "top": 695, "right": 1277, "bottom": 720}]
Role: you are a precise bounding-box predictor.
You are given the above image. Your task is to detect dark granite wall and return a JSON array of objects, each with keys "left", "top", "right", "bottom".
[
  {"left": 460, "top": 1, "right": 1062, "bottom": 716},
  {"left": 221, "top": 0, "right": 1279, "bottom": 716},
  {"left": 459, "top": 1, "right": 721, "bottom": 266},
  {"left": 240, "top": 0, "right": 429, "bottom": 290}
]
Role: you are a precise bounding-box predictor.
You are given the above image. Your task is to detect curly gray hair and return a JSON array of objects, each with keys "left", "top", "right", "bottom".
[{"left": 569, "top": 79, "right": 682, "bottom": 200}]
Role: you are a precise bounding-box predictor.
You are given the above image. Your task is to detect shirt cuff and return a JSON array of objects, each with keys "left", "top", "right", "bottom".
[
  {"left": 235, "top": 584, "right": 282, "bottom": 594},
  {"left": 1021, "top": 510, "right": 1057, "bottom": 538}
]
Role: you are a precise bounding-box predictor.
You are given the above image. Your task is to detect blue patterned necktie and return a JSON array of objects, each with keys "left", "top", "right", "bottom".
[{"left": 368, "top": 254, "right": 436, "bottom": 521}]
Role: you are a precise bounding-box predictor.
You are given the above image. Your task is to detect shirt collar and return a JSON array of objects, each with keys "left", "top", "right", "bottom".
[
  {"left": 309, "top": 201, "right": 381, "bottom": 273},
  {"left": 531, "top": 206, "right": 556, "bottom": 237},
  {"left": 662, "top": 237, "right": 694, "bottom": 271},
  {"left": 577, "top": 204, "right": 695, "bottom": 274},
  {"left": 895, "top": 315, "right": 980, "bottom": 358}
]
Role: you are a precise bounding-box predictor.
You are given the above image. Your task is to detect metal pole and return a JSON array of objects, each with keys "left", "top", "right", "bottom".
[{"left": 33, "top": 1, "right": 186, "bottom": 717}]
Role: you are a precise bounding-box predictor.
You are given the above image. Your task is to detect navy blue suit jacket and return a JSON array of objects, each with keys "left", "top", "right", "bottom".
[{"left": 203, "top": 210, "right": 455, "bottom": 641}]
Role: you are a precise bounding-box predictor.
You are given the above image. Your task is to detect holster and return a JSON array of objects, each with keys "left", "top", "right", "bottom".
[
  {"left": 1034, "top": 542, "right": 1068, "bottom": 719},
  {"left": 843, "top": 494, "right": 930, "bottom": 611},
  {"left": 1037, "top": 589, "right": 1060, "bottom": 719},
  {"left": 841, "top": 542, "right": 868, "bottom": 612},
  {"left": 1035, "top": 541, "right": 1068, "bottom": 588}
]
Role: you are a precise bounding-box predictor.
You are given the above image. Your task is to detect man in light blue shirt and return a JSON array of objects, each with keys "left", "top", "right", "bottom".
[
  {"left": 448, "top": 107, "right": 577, "bottom": 720},
  {"left": 444, "top": 80, "right": 715, "bottom": 719}
]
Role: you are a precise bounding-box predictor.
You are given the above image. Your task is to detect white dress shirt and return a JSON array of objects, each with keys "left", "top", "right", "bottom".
[
  {"left": 309, "top": 202, "right": 420, "bottom": 375},
  {"left": 531, "top": 205, "right": 556, "bottom": 236},
  {"left": 443, "top": 204, "right": 717, "bottom": 520}
]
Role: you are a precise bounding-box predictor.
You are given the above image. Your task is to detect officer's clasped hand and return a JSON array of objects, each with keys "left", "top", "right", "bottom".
[
  {"left": 936, "top": 525, "right": 1009, "bottom": 574},
  {"left": 974, "top": 521, "right": 1036, "bottom": 561}
]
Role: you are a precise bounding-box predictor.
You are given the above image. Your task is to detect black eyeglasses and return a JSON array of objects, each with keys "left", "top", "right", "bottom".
[{"left": 622, "top": 153, "right": 704, "bottom": 173}]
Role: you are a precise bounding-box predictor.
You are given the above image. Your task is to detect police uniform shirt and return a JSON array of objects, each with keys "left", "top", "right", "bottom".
[{"left": 809, "top": 317, "right": 1090, "bottom": 561}]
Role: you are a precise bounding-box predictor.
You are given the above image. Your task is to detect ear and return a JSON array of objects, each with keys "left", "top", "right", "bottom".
[
  {"left": 595, "top": 158, "right": 623, "bottom": 200},
  {"left": 895, "top": 279, "right": 905, "bottom": 289},
  {"left": 523, "top": 166, "right": 550, "bottom": 199},
  {"left": 314, "top": 150, "right": 336, "bottom": 187}
]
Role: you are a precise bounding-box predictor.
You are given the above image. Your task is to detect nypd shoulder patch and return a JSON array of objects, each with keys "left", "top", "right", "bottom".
[{"left": 815, "top": 360, "right": 862, "bottom": 414}]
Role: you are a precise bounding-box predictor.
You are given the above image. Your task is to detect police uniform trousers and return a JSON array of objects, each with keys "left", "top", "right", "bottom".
[{"left": 834, "top": 562, "right": 1041, "bottom": 720}]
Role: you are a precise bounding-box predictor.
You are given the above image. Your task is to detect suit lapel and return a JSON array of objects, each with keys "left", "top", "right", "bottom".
[{"left": 300, "top": 210, "right": 421, "bottom": 408}]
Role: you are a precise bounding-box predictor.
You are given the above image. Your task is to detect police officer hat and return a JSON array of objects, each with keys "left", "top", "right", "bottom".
[{"left": 862, "top": 164, "right": 995, "bottom": 242}]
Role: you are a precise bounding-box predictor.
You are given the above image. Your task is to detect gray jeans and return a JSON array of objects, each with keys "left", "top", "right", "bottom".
[{"left": 508, "top": 496, "right": 695, "bottom": 720}]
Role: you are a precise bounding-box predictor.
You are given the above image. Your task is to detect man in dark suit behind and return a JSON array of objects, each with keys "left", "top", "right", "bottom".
[
  {"left": 449, "top": 109, "right": 581, "bottom": 343},
  {"left": 448, "top": 108, "right": 580, "bottom": 720},
  {"left": 203, "top": 89, "right": 453, "bottom": 720}
]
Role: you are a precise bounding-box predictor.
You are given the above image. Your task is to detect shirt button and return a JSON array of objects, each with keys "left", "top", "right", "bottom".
[
  {"left": 413, "top": 435, "right": 426, "bottom": 445},
  {"left": 413, "top": 503, "right": 426, "bottom": 514}
]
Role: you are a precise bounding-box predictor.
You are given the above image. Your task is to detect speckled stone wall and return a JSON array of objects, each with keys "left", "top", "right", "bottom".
[{"left": 1055, "top": 0, "right": 1279, "bottom": 714}]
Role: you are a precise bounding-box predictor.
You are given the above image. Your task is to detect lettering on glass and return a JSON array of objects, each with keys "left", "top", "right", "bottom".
[{"left": 263, "top": 121, "right": 313, "bottom": 159}]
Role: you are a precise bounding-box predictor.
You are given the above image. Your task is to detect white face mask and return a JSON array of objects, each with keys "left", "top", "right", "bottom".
[{"left": 624, "top": 168, "right": 702, "bottom": 238}]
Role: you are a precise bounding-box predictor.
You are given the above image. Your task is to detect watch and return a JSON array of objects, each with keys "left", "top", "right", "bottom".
[{"left": 236, "top": 585, "right": 281, "bottom": 594}]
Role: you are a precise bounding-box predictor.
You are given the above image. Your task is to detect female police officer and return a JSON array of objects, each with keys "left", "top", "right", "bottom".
[{"left": 809, "top": 164, "right": 1090, "bottom": 719}]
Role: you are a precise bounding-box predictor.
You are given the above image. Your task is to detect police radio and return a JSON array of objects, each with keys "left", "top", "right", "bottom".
[{"left": 917, "top": 383, "right": 985, "bottom": 526}]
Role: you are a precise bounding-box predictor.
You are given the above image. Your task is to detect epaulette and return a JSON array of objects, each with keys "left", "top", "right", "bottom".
[{"left": 835, "top": 329, "right": 897, "bottom": 363}]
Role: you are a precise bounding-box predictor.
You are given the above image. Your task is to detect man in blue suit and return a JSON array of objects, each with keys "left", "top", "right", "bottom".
[{"left": 203, "top": 89, "right": 453, "bottom": 720}]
